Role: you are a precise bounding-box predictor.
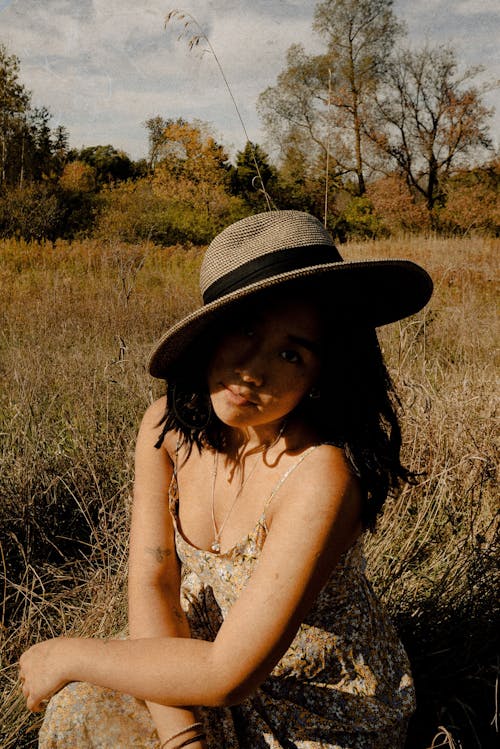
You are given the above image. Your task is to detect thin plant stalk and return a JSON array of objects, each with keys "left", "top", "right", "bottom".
[{"left": 165, "top": 9, "right": 273, "bottom": 210}]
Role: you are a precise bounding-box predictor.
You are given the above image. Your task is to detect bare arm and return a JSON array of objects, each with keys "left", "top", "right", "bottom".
[
  {"left": 128, "top": 397, "right": 205, "bottom": 744},
  {"left": 21, "top": 443, "right": 362, "bottom": 711}
]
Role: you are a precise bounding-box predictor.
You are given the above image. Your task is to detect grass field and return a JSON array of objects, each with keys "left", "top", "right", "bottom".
[{"left": 0, "top": 235, "right": 498, "bottom": 748}]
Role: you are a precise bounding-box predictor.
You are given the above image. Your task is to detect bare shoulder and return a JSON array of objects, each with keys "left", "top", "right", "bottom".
[
  {"left": 311, "top": 442, "right": 355, "bottom": 470},
  {"left": 293, "top": 442, "right": 359, "bottom": 494},
  {"left": 140, "top": 396, "right": 167, "bottom": 427},
  {"left": 137, "top": 397, "right": 178, "bottom": 457},
  {"left": 271, "top": 442, "right": 362, "bottom": 549}
]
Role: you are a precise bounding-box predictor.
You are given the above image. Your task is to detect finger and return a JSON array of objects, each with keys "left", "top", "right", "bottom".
[{"left": 27, "top": 696, "right": 45, "bottom": 713}]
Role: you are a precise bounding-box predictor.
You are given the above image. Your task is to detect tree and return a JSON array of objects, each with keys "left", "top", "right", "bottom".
[
  {"left": 69, "top": 145, "right": 134, "bottom": 184},
  {"left": 367, "top": 173, "right": 430, "bottom": 234},
  {"left": 0, "top": 43, "right": 30, "bottom": 187},
  {"left": 101, "top": 118, "right": 248, "bottom": 246},
  {"left": 276, "top": 129, "right": 318, "bottom": 213},
  {"left": 230, "top": 141, "right": 277, "bottom": 208},
  {"left": 152, "top": 119, "right": 232, "bottom": 218},
  {"left": 59, "top": 161, "right": 96, "bottom": 193},
  {"left": 373, "top": 45, "right": 494, "bottom": 214},
  {"left": 439, "top": 158, "right": 500, "bottom": 235},
  {"left": 26, "top": 106, "right": 54, "bottom": 181},
  {"left": 258, "top": 0, "right": 403, "bottom": 198},
  {"left": 0, "top": 183, "right": 59, "bottom": 240},
  {"left": 1, "top": 43, "right": 68, "bottom": 188},
  {"left": 52, "top": 125, "right": 70, "bottom": 177},
  {"left": 258, "top": 44, "right": 340, "bottom": 198},
  {"left": 313, "top": 0, "right": 403, "bottom": 195},
  {"left": 144, "top": 115, "right": 171, "bottom": 171}
]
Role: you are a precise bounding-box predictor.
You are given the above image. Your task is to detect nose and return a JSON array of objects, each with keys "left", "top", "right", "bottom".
[
  {"left": 237, "top": 368, "right": 264, "bottom": 387},
  {"left": 234, "top": 351, "right": 264, "bottom": 388}
]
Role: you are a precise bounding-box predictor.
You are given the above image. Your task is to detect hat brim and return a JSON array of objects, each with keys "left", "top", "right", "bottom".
[{"left": 148, "top": 259, "right": 433, "bottom": 378}]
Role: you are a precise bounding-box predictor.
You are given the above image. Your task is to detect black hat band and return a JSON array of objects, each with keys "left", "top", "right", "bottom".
[{"left": 202, "top": 244, "right": 342, "bottom": 304}]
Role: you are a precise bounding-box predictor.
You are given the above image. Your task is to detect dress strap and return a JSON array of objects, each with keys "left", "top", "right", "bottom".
[{"left": 262, "top": 444, "right": 320, "bottom": 518}]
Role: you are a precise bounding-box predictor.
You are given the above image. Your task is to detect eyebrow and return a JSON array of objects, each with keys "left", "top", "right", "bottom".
[{"left": 287, "top": 334, "right": 322, "bottom": 355}]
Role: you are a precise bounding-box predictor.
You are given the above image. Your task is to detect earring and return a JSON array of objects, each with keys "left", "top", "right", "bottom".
[
  {"left": 308, "top": 387, "right": 321, "bottom": 400},
  {"left": 171, "top": 383, "right": 213, "bottom": 430}
]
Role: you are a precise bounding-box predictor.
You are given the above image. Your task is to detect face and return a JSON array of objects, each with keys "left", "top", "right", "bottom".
[{"left": 207, "top": 294, "right": 322, "bottom": 434}]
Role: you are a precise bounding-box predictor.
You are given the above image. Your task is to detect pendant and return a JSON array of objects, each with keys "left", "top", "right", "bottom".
[{"left": 211, "top": 541, "right": 221, "bottom": 553}]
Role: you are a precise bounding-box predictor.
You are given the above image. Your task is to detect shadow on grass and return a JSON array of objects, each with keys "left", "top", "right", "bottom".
[{"left": 401, "top": 598, "right": 499, "bottom": 749}]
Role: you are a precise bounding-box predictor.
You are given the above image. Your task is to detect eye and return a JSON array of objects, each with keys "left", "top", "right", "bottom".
[
  {"left": 242, "top": 325, "right": 255, "bottom": 337},
  {"left": 280, "top": 350, "right": 302, "bottom": 364},
  {"left": 227, "top": 321, "right": 255, "bottom": 339}
]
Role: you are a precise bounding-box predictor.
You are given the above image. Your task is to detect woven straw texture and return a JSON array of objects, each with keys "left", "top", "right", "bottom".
[
  {"left": 200, "top": 210, "right": 335, "bottom": 294},
  {"left": 148, "top": 211, "right": 433, "bottom": 378}
]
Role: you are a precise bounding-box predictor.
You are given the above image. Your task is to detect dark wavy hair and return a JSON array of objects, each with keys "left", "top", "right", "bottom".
[{"left": 154, "top": 283, "right": 414, "bottom": 530}]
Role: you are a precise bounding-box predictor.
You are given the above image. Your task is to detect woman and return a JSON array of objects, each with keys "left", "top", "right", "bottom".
[{"left": 20, "top": 210, "right": 433, "bottom": 748}]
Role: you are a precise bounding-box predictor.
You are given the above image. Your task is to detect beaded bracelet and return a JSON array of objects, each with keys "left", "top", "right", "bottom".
[{"left": 160, "top": 722, "right": 204, "bottom": 748}]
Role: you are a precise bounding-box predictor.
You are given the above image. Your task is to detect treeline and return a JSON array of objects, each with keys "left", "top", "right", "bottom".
[
  {"left": 254, "top": 0, "right": 500, "bottom": 238},
  {"left": 1, "top": 0, "right": 499, "bottom": 244}
]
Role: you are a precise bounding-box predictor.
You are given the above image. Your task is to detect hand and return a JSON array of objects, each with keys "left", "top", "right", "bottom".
[{"left": 19, "top": 637, "right": 72, "bottom": 712}]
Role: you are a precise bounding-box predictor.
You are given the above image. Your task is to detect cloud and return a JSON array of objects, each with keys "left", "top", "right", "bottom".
[
  {"left": 1, "top": 0, "right": 498, "bottom": 158},
  {"left": 456, "top": 0, "right": 500, "bottom": 15},
  {"left": 393, "top": 1, "right": 499, "bottom": 133}
]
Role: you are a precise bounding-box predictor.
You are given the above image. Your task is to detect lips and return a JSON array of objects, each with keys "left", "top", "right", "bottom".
[{"left": 223, "top": 385, "right": 256, "bottom": 406}]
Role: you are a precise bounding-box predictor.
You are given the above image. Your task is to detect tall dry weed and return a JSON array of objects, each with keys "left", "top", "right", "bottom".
[{"left": 0, "top": 235, "right": 498, "bottom": 747}]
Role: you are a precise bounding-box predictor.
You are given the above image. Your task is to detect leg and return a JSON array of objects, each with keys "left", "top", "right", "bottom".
[{"left": 38, "top": 681, "right": 161, "bottom": 748}]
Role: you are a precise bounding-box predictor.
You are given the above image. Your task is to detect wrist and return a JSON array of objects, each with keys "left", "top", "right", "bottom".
[
  {"left": 45, "top": 636, "right": 81, "bottom": 684},
  {"left": 59, "top": 637, "right": 105, "bottom": 683},
  {"left": 160, "top": 721, "right": 206, "bottom": 749}
]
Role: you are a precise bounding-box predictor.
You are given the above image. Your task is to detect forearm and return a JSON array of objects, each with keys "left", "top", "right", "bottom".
[
  {"left": 128, "top": 580, "right": 201, "bottom": 741},
  {"left": 128, "top": 578, "right": 190, "bottom": 639},
  {"left": 63, "top": 636, "right": 225, "bottom": 708}
]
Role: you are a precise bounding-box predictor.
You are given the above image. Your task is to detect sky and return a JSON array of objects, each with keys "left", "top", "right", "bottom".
[{"left": 1, "top": 0, "right": 499, "bottom": 161}]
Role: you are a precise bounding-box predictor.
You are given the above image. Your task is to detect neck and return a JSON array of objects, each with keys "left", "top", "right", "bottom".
[{"left": 225, "top": 419, "right": 288, "bottom": 460}]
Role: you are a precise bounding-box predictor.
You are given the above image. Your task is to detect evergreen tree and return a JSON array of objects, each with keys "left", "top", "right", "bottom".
[
  {"left": 0, "top": 43, "right": 31, "bottom": 187},
  {"left": 231, "top": 141, "right": 276, "bottom": 208}
]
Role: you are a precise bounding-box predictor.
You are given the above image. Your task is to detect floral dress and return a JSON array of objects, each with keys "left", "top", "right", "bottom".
[{"left": 39, "top": 447, "right": 415, "bottom": 748}]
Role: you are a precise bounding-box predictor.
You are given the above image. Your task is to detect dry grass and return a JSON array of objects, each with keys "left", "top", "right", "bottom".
[
  {"left": 346, "top": 236, "right": 499, "bottom": 747},
  {"left": 0, "top": 235, "right": 498, "bottom": 747}
]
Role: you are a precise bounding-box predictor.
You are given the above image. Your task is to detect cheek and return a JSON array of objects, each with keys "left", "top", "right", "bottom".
[
  {"left": 273, "top": 370, "right": 317, "bottom": 408},
  {"left": 206, "top": 343, "right": 243, "bottom": 400},
  {"left": 208, "top": 335, "right": 245, "bottom": 372},
  {"left": 207, "top": 342, "right": 230, "bottom": 383}
]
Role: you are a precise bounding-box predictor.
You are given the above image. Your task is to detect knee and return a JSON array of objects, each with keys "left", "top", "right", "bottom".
[
  {"left": 39, "top": 682, "right": 159, "bottom": 748},
  {"left": 39, "top": 681, "right": 110, "bottom": 743},
  {"left": 47, "top": 680, "right": 106, "bottom": 713}
]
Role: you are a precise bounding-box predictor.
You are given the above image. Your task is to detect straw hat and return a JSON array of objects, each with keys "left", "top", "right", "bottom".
[{"left": 149, "top": 210, "right": 432, "bottom": 378}]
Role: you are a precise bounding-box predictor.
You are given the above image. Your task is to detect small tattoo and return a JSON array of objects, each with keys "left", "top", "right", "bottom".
[{"left": 146, "top": 546, "right": 172, "bottom": 562}]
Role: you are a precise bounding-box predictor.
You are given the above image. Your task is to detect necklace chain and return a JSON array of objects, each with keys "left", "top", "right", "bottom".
[{"left": 210, "top": 421, "right": 287, "bottom": 553}]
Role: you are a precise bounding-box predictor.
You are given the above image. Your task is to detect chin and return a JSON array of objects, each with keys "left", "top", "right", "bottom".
[{"left": 213, "top": 408, "right": 256, "bottom": 430}]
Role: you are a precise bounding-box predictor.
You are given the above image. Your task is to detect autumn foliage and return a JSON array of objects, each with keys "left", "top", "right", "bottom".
[
  {"left": 1, "top": 1, "right": 500, "bottom": 244},
  {"left": 367, "top": 175, "right": 431, "bottom": 235}
]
